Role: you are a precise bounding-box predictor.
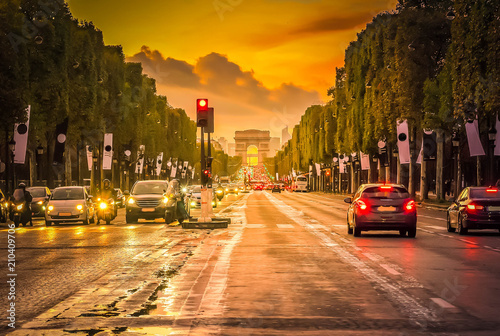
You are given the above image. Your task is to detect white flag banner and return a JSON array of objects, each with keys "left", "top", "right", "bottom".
[
  {"left": 397, "top": 120, "right": 411, "bottom": 164},
  {"left": 339, "top": 159, "right": 345, "bottom": 174},
  {"left": 292, "top": 168, "right": 296, "bottom": 178},
  {"left": 315, "top": 163, "right": 321, "bottom": 177},
  {"left": 170, "top": 158, "right": 178, "bottom": 178},
  {"left": 135, "top": 151, "right": 144, "bottom": 174},
  {"left": 309, "top": 165, "right": 313, "bottom": 176},
  {"left": 360, "top": 152, "right": 370, "bottom": 170},
  {"left": 86, "top": 146, "right": 93, "bottom": 171},
  {"left": 13, "top": 106, "right": 30, "bottom": 164},
  {"left": 276, "top": 173, "right": 279, "bottom": 181},
  {"left": 102, "top": 133, "right": 113, "bottom": 170},
  {"left": 181, "top": 161, "right": 189, "bottom": 178},
  {"left": 192, "top": 167, "right": 195, "bottom": 180},
  {"left": 156, "top": 152, "right": 163, "bottom": 176},
  {"left": 465, "top": 120, "right": 485, "bottom": 156},
  {"left": 495, "top": 116, "right": 500, "bottom": 156},
  {"left": 416, "top": 138, "right": 423, "bottom": 164}
]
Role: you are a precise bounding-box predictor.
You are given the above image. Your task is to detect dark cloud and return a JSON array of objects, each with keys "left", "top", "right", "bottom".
[
  {"left": 127, "top": 47, "right": 322, "bottom": 138},
  {"left": 292, "top": 12, "right": 375, "bottom": 35}
]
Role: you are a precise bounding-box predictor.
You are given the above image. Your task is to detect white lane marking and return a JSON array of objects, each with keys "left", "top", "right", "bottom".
[
  {"left": 276, "top": 224, "right": 294, "bottom": 229},
  {"left": 246, "top": 224, "right": 266, "bottom": 228},
  {"left": 380, "top": 264, "right": 401, "bottom": 276},
  {"left": 419, "top": 215, "right": 446, "bottom": 222},
  {"left": 264, "top": 192, "right": 436, "bottom": 324},
  {"left": 459, "top": 239, "right": 478, "bottom": 245},
  {"left": 425, "top": 226, "right": 446, "bottom": 231},
  {"left": 363, "top": 253, "right": 382, "bottom": 262},
  {"left": 430, "top": 298, "right": 457, "bottom": 310}
]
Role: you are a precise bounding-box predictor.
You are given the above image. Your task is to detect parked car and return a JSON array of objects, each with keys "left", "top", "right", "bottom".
[
  {"left": 114, "top": 188, "right": 126, "bottom": 208},
  {"left": 125, "top": 180, "right": 170, "bottom": 223},
  {"left": 447, "top": 187, "right": 500, "bottom": 235},
  {"left": 45, "top": 186, "right": 96, "bottom": 226},
  {"left": 26, "top": 186, "right": 51, "bottom": 217},
  {"left": 345, "top": 184, "right": 417, "bottom": 237}
]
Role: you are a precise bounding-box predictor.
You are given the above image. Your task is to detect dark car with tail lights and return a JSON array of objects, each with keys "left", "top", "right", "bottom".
[
  {"left": 447, "top": 187, "right": 500, "bottom": 235},
  {"left": 345, "top": 184, "right": 417, "bottom": 237}
]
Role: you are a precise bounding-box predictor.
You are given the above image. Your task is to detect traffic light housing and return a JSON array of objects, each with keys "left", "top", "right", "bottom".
[
  {"left": 196, "top": 99, "right": 209, "bottom": 127},
  {"left": 202, "top": 168, "right": 211, "bottom": 185}
]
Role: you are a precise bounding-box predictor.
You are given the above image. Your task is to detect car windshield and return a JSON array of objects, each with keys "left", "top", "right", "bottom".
[
  {"left": 362, "top": 186, "right": 409, "bottom": 199},
  {"left": 27, "top": 188, "right": 46, "bottom": 197},
  {"left": 52, "top": 188, "right": 84, "bottom": 200},
  {"left": 297, "top": 177, "right": 307, "bottom": 182},
  {"left": 132, "top": 182, "right": 167, "bottom": 195},
  {"left": 470, "top": 189, "right": 500, "bottom": 199}
]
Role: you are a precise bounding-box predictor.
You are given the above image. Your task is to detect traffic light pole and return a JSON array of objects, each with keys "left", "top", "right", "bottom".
[{"left": 199, "top": 126, "right": 211, "bottom": 222}]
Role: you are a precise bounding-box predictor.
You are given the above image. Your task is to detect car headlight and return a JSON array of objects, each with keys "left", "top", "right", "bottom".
[
  {"left": 163, "top": 197, "right": 169, "bottom": 204},
  {"left": 48, "top": 205, "right": 54, "bottom": 212},
  {"left": 76, "top": 204, "right": 83, "bottom": 210},
  {"left": 216, "top": 190, "right": 222, "bottom": 194},
  {"left": 182, "top": 188, "right": 187, "bottom": 193},
  {"left": 191, "top": 202, "right": 196, "bottom": 207},
  {"left": 37, "top": 200, "right": 43, "bottom": 205},
  {"left": 16, "top": 204, "right": 23, "bottom": 211},
  {"left": 99, "top": 202, "right": 107, "bottom": 209},
  {"left": 225, "top": 188, "right": 228, "bottom": 191},
  {"left": 42, "top": 206, "right": 46, "bottom": 210},
  {"left": 212, "top": 201, "right": 215, "bottom": 206},
  {"left": 235, "top": 188, "right": 238, "bottom": 191},
  {"left": 128, "top": 198, "right": 135, "bottom": 205}
]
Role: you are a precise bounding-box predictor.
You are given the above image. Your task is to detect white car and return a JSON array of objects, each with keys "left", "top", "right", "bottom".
[{"left": 45, "top": 186, "right": 96, "bottom": 226}]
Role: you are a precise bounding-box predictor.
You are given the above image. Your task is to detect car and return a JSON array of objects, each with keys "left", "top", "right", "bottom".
[
  {"left": 125, "top": 180, "right": 170, "bottom": 223},
  {"left": 345, "top": 183, "right": 417, "bottom": 237},
  {"left": 188, "top": 185, "right": 218, "bottom": 209},
  {"left": 45, "top": 186, "right": 96, "bottom": 226},
  {"left": 225, "top": 184, "right": 239, "bottom": 195},
  {"left": 447, "top": 187, "right": 500, "bottom": 235},
  {"left": 272, "top": 184, "right": 281, "bottom": 193},
  {"left": 26, "top": 186, "right": 51, "bottom": 217},
  {"left": 114, "top": 188, "right": 126, "bottom": 208},
  {"left": 0, "top": 189, "right": 9, "bottom": 223},
  {"left": 253, "top": 184, "right": 264, "bottom": 191}
]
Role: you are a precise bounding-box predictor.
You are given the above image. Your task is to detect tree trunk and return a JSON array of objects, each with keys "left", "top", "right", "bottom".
[
  {"left": 420, "top": 160, "right": 428, "bottom": 200},
  {"left": 436, "top": 130, "right": 444, "bottom": 200}
]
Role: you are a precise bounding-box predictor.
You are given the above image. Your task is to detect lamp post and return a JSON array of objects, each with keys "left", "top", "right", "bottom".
[
  {"left": 8, "top": 139, "right": 16, "bottom": 192},
  {"left": 488, "top": 126, "right": 497, "bottom": 185},
  {"left": 452, "top": 133, "right": 460, "bottom": 197},
  {"left": 392, "top": 147, "right": 400, "bottom": 184},
  {"left": 36, "top": 145, "right": 44, "bottom": 185},
  {"left": 92, "top": 152, "right": 98, "bottom": 196}
]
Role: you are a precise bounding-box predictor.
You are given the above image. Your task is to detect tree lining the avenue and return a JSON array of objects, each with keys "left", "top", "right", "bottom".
[
  {"left": 276, "top": 0, "right": 499, "bottom": 199},
  {"left": 0, "top": 0, "right": 197, "bottom": 188}
]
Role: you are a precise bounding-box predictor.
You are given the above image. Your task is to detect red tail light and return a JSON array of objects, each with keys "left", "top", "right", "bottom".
[
  {"left": 380, "top": 185, "right": 393, "bottom": 191},
  {"left": 467, "top": 204, "right": 484, "bottom": 211},
  {"left": 404, "top": 200, "right": 416, "bottom": 212},
  {"left": 486, "top": 188, "right": 498, "bottom": 193},
  {"left": 356, "top": 200, "right": 369, "bottom": 213}
]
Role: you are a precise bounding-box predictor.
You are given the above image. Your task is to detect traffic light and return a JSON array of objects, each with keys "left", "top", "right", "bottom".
[
  {"left": 196, "top": 99, "right": 209, "bottom": 127},
  {"left": 202, "top": 168, "right": 211, "bottom": 185}
]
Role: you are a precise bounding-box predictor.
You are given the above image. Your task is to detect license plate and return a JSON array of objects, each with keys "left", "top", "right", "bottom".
[
  {"left": 378, "top": 206, "right": 396, "bottom": 212},
  {"left": 142, "top": 208, "right": 155, "bottom": 212},
  {"left": 59, "top": 212, "right": 72, "bottom": 216},
  {"left": 488, "top": 206, "right": 500, "bottom": 212}
]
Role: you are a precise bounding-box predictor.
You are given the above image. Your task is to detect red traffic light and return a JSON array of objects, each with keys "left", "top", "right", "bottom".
[{"left": 197, "top": 99, "right": 208, "bottom": 112}]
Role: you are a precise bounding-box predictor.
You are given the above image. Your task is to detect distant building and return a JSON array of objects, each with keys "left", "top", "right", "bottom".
[
  {"left": 282, "top": 126, "right": 291, "bottom": 146},
  {"left": 218, "top": 137, "right": 228, "bottom": 154},
  {"left": 228, "top": 143, "right": 236, "bottom": 157},
  {"left": 235, "top": 129, "right": 274, "bottom": 166}
]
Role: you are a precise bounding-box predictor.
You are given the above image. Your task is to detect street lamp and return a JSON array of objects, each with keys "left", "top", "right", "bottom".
[{"left": 488, "top": 126, "right": 497, "bottom": 185}]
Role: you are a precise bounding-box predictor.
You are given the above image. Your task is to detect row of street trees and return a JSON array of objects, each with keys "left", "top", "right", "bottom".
[
  {"left": 276, "top": 0, "right": 499, "bottom": 199},
  {"left": 0, "top": 0, "right": 198, "bottom": 192}
]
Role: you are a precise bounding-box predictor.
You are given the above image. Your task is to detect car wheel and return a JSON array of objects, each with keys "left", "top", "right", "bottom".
[
  {"left": 83, "top": 216, "right": 89, "bottom": 225},
  {"left": 164, "top": 212, "right": 173, "bottom": 224},
  {"left": 407, "top": 228, "right": 417, "bottom": 238},
  {"left": 399, "top": 230, "right": 407, "bottom": 236},
  {"left": 89, "top": 212, "right": 95, "bottom": 224},
  {"left": 353, "top": 227, "right": 361, "bottom": 237},
  {"left": 45, "top": 220, "right": 52, "bottom": 226},
  {"left": 446, "top": 214, "right": 455, "bottom": 232},
  {"left": 458, "top": 216, "right": 468, "bottom": 235},
  {"left": 126, "top": 214, "right": 137, "bottom": 224},
  {"left": 347, "top": 216, "right": 353, "bottom": 234}
]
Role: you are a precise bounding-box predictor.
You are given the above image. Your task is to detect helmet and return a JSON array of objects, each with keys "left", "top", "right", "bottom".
[
  {"left": 18, "top": 182, "right": 26, "bottom": 189},
  {"left": 103, "top": 179, "right": 111, "bottom": 188}
]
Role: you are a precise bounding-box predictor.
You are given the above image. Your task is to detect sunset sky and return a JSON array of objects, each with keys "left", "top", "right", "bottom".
[{"left": 66, "top": 0, "right": 397, "bottom": 141}]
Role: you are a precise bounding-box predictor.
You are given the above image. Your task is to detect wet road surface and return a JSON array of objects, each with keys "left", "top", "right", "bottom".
[{"left": 2, "top": 191, "right": 500, "bottom": 335}]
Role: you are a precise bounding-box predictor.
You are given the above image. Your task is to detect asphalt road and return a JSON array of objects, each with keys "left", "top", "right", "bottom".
[{"left": 1, "top": 191, "right": 500, "bottom": 335}]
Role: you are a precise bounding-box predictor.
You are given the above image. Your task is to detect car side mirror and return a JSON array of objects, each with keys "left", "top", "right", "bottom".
[{"left": 344, "top": 197, "right": 352, "bottom": 204}]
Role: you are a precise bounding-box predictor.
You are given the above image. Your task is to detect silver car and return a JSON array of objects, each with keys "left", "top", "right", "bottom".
[{"left": 45, "top": 186, "right": 96, "bottom": 226}]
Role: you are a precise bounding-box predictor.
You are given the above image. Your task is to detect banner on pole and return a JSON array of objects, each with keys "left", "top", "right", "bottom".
[
  {"left": 13, "top": 106, "right": 31, "bottom": 164},
  {"left": 102, "top": 133, "right": 113, "bottom": 170},
  {"left": 156, "top": 152, "right": 163, "bottom": 176},
  {"left": 397, "top": 120, "right": 410, "bottom": 164},
  {"left": 86, "top": 146, "right": 93, "bottom": 171},
  {"left": 170, "top": 158, "right": 178, "bottom": 178},
  {"left": 465, "top": 120, "right": 485, "bottom": 157},
  {"left": 360, "top": 152, "right": 370, "bottom": 171}
]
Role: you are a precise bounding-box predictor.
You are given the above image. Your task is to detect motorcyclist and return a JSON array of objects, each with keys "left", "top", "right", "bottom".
[
  {"left": 170, "top": 179, "right": 190, "bottom": 220},
  {"left": 98, "top": 179, "right": 117, "bottom": 216},
  {"left": 12, "top": 183, "right": 33, "bottom": 226}
]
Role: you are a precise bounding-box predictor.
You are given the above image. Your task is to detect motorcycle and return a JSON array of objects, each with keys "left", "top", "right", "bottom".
[
  {"left": 10, "top": 192, "right": 32, "bottom": 227},
  {"left": 96, "top": 198, "right": 116, "bottom": 225},
  {"left": 164, "top": 193, "right": 189, "bottom": 224}
]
